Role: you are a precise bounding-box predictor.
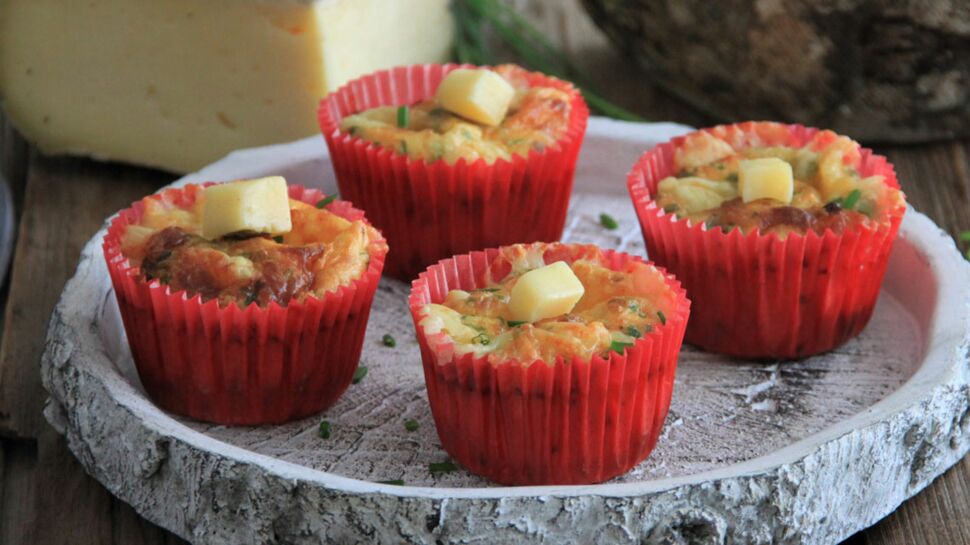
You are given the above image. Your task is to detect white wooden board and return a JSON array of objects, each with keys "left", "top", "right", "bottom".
[{"left": 42, "top": 119, "right": 970, "bottom": 544}]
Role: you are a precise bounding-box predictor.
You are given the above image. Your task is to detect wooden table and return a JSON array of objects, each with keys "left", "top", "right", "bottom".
[{"left": 0, "top": 2, "right": 968, "bottom": 543}]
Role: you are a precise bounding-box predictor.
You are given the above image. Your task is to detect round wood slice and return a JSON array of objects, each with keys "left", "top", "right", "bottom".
[
  {"left": 42, "top": 120, "right": 970, "bottom": 544},
  {"left": 581, "top": 0, "right": 970, "bottom": 143}
]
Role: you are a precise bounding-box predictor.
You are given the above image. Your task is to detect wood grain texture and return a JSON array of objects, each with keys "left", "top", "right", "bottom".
[{"left": 0, "top": 0, "right": 968, "bottom": 543}]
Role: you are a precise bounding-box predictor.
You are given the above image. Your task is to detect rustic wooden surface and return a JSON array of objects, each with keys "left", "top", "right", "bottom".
[{"left": 0, "top": 1, "right": 967, "bottom": 543}]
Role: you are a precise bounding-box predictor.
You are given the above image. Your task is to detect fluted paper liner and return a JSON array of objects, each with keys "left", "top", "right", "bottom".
[
  {"left": 628, "top": 122, "right": 905, "bottom": 359},
  {"left": 103, "top": 184, "right": 387, "bottom": 425},
  {"left": 408, "top": 243, "right": 690, "bottom": 485},
  {"left": 318, "top": 64, "right": 589, "bottom": 280}
]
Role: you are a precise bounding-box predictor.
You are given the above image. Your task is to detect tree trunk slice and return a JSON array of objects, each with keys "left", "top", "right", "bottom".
[
  {"left": 42, "top": 121, "right": 970, "bottom": 544},
  {"left": 581, "top": 0, "right": 970, "bottom": 143}
]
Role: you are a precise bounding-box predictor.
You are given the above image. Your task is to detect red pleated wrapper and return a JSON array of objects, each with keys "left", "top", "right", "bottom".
[
  {"left": 408, "top": 243, "right": 690, "bottom": 485},
  {"left": 103, "top": 184, "right": 388, "bottom": 425},
  {"left": 627, "top": 122, "right": 905, "bottom": 359},
  {"left": 318, "top": 64, "right": 589, "bottom": 281}
]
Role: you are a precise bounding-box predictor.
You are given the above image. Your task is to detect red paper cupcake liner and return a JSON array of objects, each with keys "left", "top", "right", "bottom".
[
  {"left": 408, "top": 243, "right": 690, "bottom": 485},
  {"left": 628, "top": 122, "right": 905, "bottom": 359},
  {"left": 103, "top": 184, "right": 388, "bottom": 425},
  {"left": 318, "top": 64, "right": 589, "bottom": 281}
]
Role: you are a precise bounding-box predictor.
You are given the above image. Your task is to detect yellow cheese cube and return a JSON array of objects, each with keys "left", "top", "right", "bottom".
[
  {"left": 739, "top": 158, "right": 794, "bottom": 204},
  {"left": 508, "top": 262, "right": 585, "bottom": 323},
  {"left": 435, "top": 69, "right": 514, "bottom": 126},
  {"left": 202, "top": 177, "right": 292, "bottom": 239}
]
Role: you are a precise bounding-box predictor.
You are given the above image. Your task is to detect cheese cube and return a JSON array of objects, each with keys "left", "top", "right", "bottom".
[
  {"left": 739, "top": 158, "right": 794, "bottom": 204},
  {"left": 508, "top": 262, "right": 586, "bottom": 323},
  {"left": 435, "top": 69, "right": 515, "bottom": 126},
  {"left": 0, "top": 0, "right": 453, "bottom": 173},
  {"left": 202, "top": 177, "right": 292, "bottom": 239}
]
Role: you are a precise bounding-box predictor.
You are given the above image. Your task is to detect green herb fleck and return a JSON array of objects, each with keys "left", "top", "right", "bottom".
[
  {"left": 477, "top": 288, "right": 501, "bottom": 293},
  {"left": 610, "top": 340, "right": 633, "bottom": 354},
  {"left": 472, "top": 332, "right": 491, "bottom": 346},
  {"left": 657, "top": 310, "right": 667, "bottom": 325},
  {"left": 961, "top": 231, "right": 970, "bottom": 260},
  {"left": 378, "top": 479, "right": 405, "bottom": 486},
  {"left": 396, "top": 105, "right": 409, "bottom": 128},
  {"left": 626, "top": 326, "right": 642, "bottom": 339},
  {"left": 663, "top": 203, "right": 679, "bottom": 214},
  {"left": 404, "top": 419, "right": 420, "bottom": 432},
  {"left": 506, "top": 320, "right": 527, "bottom": 327},
  {"left": 725, "top": 173, "right": 739, "bottom": 184},
  {"left": 346, "top": 126, "right": 358, "bottom": 136},
  {"left": 842, "top": 189, "right": 862, "bottom": 210},
  {"left": 272, "top": 235, "right": 284, "bottom": 243},
  {"left": 316, "top": 195, "right": 337, "bottom": 209},
  {"left": 600, "top": 213, "right": 619, "bottom": 230},
  {"left": 318, "top": 420, "right": 331, "bottom": 439},
  {"left": 352, "top": 366, "right": 369, "bottom": 384},
  {"left": 382, "top": 334, "right": 396, "bottom": 347},
  {"left": 429, "top": 461, "right": 459, "bottom": 474}
]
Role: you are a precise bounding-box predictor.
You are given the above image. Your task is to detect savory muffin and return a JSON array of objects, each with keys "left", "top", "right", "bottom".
[
  {"left": 628, "top": 122, "right": 906, "bottom": 359},
  {"left": 319, "top": 63, "right": 589, "bottom": 280},
  {"left": 104, "top": 178, "right": 388, "bottom": 425},
  {"left": 120, "top": 182, "right": 382, "bottom": 308},
  {"left": 409, "top": 242, "right": 690, "bottom": 485},
  {"left": 419, "top": 244, "right": 676, "bottom": 364},
  {"left": 653, "top": 127, "right": 904, "bottom": 237},
  {"left": 339, "top": 65, "right": 573, "bottom": 165}
]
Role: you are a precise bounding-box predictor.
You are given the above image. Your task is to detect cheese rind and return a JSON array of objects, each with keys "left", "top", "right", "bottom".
[
  {"left": 508, "top": 261, "right": 586, "bottom": 323},
  {"left": 202, "top": 177, "right": 292, "bottom": 239},
  {"left": 0, "top": 0, "right": 453, "bottom": 173},
  {"left": 739, "top": 158, "right": 794, "bottom": 204},
  {"left": 435, "top": 69, "right": 515, "bottom": 126}
]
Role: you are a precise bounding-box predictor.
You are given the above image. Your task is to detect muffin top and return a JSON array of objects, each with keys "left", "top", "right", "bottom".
[
  {"left": 419, "top": 243, "right": 679, "bottom": 364},
  {"left": 654, "top": 124, "right": 906, "bottom": 237},
  {"left": 339, "top": 65, "right": 574, "bottom": 165},
  {"left": 120, "top": 180, "right": 384, "bottom": 308}
]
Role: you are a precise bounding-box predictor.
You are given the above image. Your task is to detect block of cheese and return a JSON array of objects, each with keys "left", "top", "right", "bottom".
[
  {"left": 202, "top": 177, "right": 292, "bottom": 239},
  {"left": 435, "top": 69, "right": 515, "bottom": 126},
  {"left": 0, "top": 0, "right": 453, "bottom": 173},
  {"left": 508, "top": 262, "right": 586, "bottom": 323},
  {"left": 739, "top": 158, "right": 794, "bottom": 204}
]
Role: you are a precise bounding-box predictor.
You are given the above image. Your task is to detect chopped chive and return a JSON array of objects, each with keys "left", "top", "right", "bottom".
[
  {"left": 396, "top": 105, "right": 409, "bottom": 128},
  {"left": 472, "top": 332, "right": 491, "bottom": 346},
  {"left": 352, "top": 366, "right": 368, "bottom": 384},
  {"left": 382, "top": 334, "right": 396, "bottom": 347},
  {"left": 272, "top": 235, "right": 284, "bottom": 243},
  {"left": 429, "top": 461, "right": 459, "bottom": 474},
  {"left": 404, "top": 419, "right": 420, "bottom": 432},
  {"left": 318, "top": 420, "right": 331, "bottom": 439},
  {"left": 477, "top": 287, "right": 500, "bottom": 292},
  {"left": 600, "top": 213, "right": 619, "bottom": 230},
  {"left": 610, "top": 340, "right": 633, "bottom": 354},
  {"left": 842, "top": 189, "right": 862, "bottom": 210},
  {"left": 626, "top": 326, "right": 642, "bottom": 339},
  {"left": 960, "top": 231, "right": 970, "bottom": 242},
  {"left": 657, "top": 311, "right": 667, "bottom": 325},
  {"left": 506, "top": 320, "right": 527, "bottom": 327},
  {"left": 378, "top": 479, "right": 405, "bottom": 486},
  {"left": 316, "top": 195, "right": 337, "bottom": 209}
]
